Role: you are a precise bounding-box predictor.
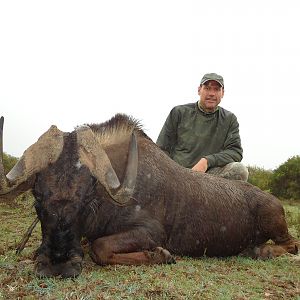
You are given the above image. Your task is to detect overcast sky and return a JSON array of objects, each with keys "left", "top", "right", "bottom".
[{"left": 1, "top": 1, "right": 299, "bottom": 170}]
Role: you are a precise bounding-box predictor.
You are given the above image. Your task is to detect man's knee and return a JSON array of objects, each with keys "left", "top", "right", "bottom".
[
  {"left": 224, "top": 162, "right": 248, "bottom": 181},
  {"left": 208, "top": 162, "right": 248, "bottom": 181}
]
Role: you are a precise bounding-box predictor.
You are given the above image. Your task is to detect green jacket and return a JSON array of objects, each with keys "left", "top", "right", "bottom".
[{"left": 156, "top": 102, "right": 243, "bottom": 169}]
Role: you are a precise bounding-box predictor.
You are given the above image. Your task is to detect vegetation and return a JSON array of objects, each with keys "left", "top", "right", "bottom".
[
  {"left": 248, "top": 156, "right": 300, "bottom": 203},
  {"left": 247, "top": 166, "right": 273, "bottom": 191},
  {"left": 2, "top": 152, "right": 18, "bottom": 174},
  {"left": 270, "top": 156, "right": 300, "bottom": 200}
]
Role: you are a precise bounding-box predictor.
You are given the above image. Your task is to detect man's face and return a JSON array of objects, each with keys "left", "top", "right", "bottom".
[{"left": 198, "top": 80, "right": 224, "bottom": 112}]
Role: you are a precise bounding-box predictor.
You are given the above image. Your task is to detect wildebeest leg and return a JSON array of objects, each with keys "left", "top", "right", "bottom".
[
  {"left": 241, "top": 240, "right": 298, "bottom": 260},
  {"left": 262, "top": 213, "right": 299, "bottom": 258},
  {"left": 90, "top": 230, "right": 175, "bottom": 266},
  {"left": 245, "top": 212, "right": 300, "bottom": 259},
  {"left": 254, "top": 242, "right": 298, "bottom": 260}
]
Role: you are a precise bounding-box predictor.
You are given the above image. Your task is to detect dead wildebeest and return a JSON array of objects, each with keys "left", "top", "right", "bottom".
[{"left": 0, "top": 115, "right": 299, "bottom": 278}]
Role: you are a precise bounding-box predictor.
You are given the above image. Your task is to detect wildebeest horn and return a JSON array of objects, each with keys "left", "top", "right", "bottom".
[
  {"left": 77, "top": 127, "right": 138, "bottom": 206},
  {"left": 0, "top": 117, "right": 65, "bottom": 200}
]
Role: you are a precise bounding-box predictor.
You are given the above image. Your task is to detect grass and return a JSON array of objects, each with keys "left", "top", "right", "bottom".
[{"left": 0, "top": 196, "right": 300, "bottom": 299}]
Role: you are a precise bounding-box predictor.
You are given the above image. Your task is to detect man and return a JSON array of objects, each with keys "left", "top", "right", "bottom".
[{"left": 156, "top": 73, "right": 248, "bottom": 181}]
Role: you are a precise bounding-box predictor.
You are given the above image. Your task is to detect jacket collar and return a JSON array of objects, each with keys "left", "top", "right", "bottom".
[{"left": 196, "top": 101, "right": 219, "bottom": 115}]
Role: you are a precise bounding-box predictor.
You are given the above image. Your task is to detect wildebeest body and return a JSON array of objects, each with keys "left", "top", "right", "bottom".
[
  {"left": 91, "top": 138, "right": 285, "bottom": 257},
  {"left": 0, "top": 114, "right": 298, "bottom": 277}
]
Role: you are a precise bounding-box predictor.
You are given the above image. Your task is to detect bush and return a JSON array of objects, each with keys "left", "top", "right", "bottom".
[
  {"left": 2, "top": 152, "right": 18, "bottom": 174},
  {"left": 270, "top": 155, "right": 300, "bottom": 200},
  {"left": 247, "top": 166, "right": 273, "bottom": 191}
]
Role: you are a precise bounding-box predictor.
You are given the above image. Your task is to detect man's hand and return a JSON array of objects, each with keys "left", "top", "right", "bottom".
[{"left": 192, "top": 158, "right": 208, "bottom": 173}]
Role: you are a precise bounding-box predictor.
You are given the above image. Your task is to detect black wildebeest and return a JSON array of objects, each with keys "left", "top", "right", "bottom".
[{"left": 0, "top": 115, "right": 299, "bottom": 278}]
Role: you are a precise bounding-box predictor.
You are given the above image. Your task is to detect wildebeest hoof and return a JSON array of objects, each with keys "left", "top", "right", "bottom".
[{"left": 146, "top": 247, "right": 176, "bottom": 264}]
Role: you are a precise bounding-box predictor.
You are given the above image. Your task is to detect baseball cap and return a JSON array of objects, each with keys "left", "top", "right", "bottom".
[{"left": 200, "top": 73, "right": 224, "bottom": 87}]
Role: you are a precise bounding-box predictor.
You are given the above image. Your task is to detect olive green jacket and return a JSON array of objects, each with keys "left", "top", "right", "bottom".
[{"left": 156, "top": 102, "right": 243, "bottom": 169}]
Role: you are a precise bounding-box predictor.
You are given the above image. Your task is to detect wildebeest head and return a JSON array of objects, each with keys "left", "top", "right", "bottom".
[{"left": 0, "top": 115, "right": 139, "bottom": 277}]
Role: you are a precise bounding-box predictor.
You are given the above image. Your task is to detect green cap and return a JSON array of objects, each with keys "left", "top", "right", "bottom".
[{"left": 200, "top": 73, "right": 224, "bottom": 87}]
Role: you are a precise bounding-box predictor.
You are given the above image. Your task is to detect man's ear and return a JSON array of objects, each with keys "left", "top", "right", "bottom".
[
  {"left": 197, "top": 85, "right": 201, "bottom": 95},
  {"left": 221, "top": 88, "right": 225, "bottom": 98}
]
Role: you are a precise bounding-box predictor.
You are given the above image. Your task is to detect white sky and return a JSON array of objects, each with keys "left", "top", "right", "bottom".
[{"left": 1, "top": 1, "right": 299, "bottom": 170}]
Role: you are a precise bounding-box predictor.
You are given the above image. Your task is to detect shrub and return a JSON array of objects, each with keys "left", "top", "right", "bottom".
[
  {"left": 2, "top": 152, "right": 18, "bottom": 174},
  {"left": 247, "top": 166, "right": 273, "bottom": 191},
  {"left": 270, "top": 155, "right": 300, "bottom": 200}
]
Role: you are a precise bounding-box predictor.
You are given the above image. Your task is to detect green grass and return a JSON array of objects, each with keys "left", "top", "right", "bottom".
[{"left": 1, "top": 197, "right": 300, "bottom": 299}]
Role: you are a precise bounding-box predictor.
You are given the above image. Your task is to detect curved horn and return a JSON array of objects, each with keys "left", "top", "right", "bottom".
[
  {"left": 110, "top": 131, "right": 138, "bottom": 202},
  {"left": 0, "top": 118, "right": 65, "bottom": 200},
  {"left": 77, "top": 127, "right": 138, "bottom": 206}
]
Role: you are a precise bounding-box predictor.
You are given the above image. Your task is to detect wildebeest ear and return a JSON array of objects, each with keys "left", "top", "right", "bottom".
[{"left": 76, "top": 126, "right": 121, "bottom": 190}]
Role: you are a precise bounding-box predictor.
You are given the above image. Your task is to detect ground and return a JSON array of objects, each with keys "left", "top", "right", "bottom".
[{"left": 0, "top": 196, "right": 299, "bottom": 299}]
